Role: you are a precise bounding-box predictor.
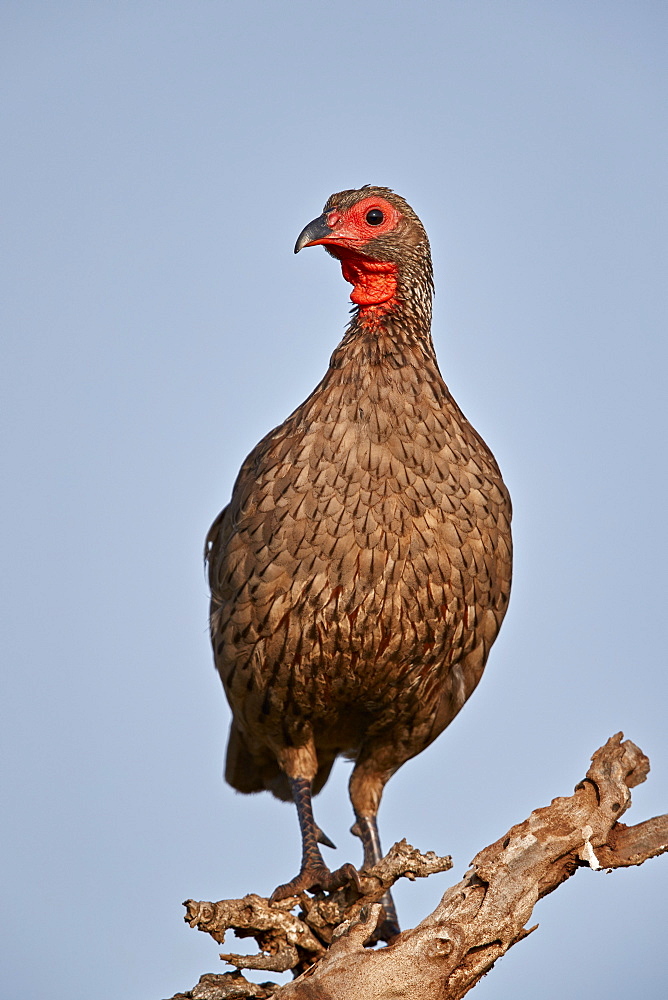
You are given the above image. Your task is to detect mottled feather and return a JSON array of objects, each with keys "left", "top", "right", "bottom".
[{"left": 206, "top": 186, "right": 511, "bottom": 896}]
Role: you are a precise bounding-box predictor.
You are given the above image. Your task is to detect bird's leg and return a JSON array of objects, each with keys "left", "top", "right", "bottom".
[
  {"left": 270, "top": 776, "right": 360, "bottom": 902},
  {"left": 349, "top": 761, "right": 400, "bottom": 941},
  {"left": 351, "top": 812, "right": 400, "bottom": 941},
  {"left": 351, "top": 812, "right": 384, "bottom": 869}
]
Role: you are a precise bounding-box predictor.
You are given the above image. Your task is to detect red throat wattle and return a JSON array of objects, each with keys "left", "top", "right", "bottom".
[
  {"left": 329, "top": 247, "right": 399, "bottom": 309},
  {"left": 327, "top": 245, "right": 398, "bottom": 323}
]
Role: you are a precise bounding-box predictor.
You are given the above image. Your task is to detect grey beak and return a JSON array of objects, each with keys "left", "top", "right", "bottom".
[{"left": 294, "top": 212, "right": 334, "bottom": 253}]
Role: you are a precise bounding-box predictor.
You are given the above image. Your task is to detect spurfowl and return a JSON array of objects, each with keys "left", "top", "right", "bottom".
[{"left": 206, "top": 186, "right": 512, "bottom": 938}]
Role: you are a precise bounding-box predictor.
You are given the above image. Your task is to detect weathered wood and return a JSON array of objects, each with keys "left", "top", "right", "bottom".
[
  {"left": 170, "top": 734, "right": 667, "bottom": 1000},
  {"left": 183, "top": 841, "right": 452, "bottom": 974}
]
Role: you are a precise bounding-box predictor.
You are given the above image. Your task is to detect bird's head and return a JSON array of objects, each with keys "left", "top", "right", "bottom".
[{"left": 295, "top": 186, "right": 432, "bottom": 316}]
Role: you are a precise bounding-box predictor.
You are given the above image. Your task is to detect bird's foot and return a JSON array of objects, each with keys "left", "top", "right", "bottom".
[{"left": 270, "top": 861, "right": 360, "bottom": 902}]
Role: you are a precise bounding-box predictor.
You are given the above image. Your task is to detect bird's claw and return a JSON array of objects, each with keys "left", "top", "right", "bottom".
[{"left": 270, "top": 861, "right": 361, "bottom": 902}]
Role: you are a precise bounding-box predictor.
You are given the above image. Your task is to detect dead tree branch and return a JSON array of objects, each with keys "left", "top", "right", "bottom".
[{"left": 169, "top": 734, "right": 667, "bottom": 1000}]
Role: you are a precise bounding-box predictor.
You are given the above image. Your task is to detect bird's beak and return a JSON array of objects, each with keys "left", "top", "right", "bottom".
[{"left": 294, "top": 212, "right": 334, "bottom": 254}]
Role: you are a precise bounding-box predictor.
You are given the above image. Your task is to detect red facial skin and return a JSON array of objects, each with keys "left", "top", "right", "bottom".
[{"left": 304, "top": 196, "right": 401, "bottom": 324}]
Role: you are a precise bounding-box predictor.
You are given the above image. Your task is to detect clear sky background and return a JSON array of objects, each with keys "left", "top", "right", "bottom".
[{"left": 2, "top": 3, "right": 666, "bottom": 998}]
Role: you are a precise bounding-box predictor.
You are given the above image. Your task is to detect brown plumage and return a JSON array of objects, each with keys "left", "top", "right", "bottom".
[{"left": 206, "top": 186, "right": 512, "bottom": 936}]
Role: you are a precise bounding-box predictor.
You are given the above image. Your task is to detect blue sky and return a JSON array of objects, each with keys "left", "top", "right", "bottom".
[{"left": 1, "top": 3, "right": 666, "bottom": 998}]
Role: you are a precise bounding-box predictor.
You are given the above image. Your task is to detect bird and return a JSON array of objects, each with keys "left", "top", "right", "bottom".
[{"left": 205, "top": 186, "right": 512, "bottom": 939}]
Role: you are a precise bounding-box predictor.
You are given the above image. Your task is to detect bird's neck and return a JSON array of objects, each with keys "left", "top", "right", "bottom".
[
  {"left": 327, "top": 251, "right": 437, "bottom": 376},
  {"left": 325, "top": 276, "right": 442, "bottom": 394}
]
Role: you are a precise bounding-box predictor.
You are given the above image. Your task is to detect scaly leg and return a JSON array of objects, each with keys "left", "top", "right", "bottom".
[
  {"left": 351, "top": 813, "right": 400, "bottom": 941},
  {"left": 271, "top": 776, "right": 360, "bottom": 901},
  {"left": 349, "top": 758, "right": 400, "bottom": 942}
]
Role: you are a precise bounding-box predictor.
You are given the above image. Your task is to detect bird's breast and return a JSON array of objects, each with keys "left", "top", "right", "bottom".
[{"left": 209, "top": 372, "right": 511, "bottom": 736}]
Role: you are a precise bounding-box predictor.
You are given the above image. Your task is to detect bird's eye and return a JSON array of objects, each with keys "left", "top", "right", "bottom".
[{"left": 365, "top": 208, "right": 384, "bottom": 226}]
